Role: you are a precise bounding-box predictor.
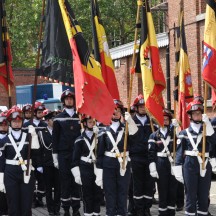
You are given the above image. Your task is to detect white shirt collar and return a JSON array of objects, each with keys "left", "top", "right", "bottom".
[
  {"left": 65, "top": 108, "right": 75, "bottom": 117},
  {"left": 190, "top": 122, "right": 202, "bottom": 134},
  {"left": 11, "top": 130, "right": 22, "bottom": 140},
  {"left": 160, "top": 127, "right": 168, "bottom": 137},
  {"left": 110, "top": 121, "right": 120, "bottom": 133},
  {"left": 136, "top": 114, "right": 147, "bottom": 126}
]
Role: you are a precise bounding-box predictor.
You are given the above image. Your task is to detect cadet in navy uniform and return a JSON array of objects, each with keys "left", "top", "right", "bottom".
[
  {"left": 38, "top": 110, "right": 61, "bottom": 216},
  {"left": 173, "top": 100, "right": 215, "bottom": 216},
  {"left": 148, "top": 109, "right": 178, "bottom": 216},
  {"left": 71, "top": 114, "right": 101, "bottom": 216},
  {"left": 0, "top": 111, "right": 8, "bottom": 215},
  {"left": 96, "top": 99, "right": 138, "bottom": 216},
  {"left": 52, "top": 89, "right": 81, "bottom": 216},
  {"left": 23, "top": 101, "right": 47, "bottom": 207},
  {"left": 128, "top": 94, "right": 156, "bottom": 216},
  {"left": 22, "top": 104, "right": 32, "bottom": 124},
  {"left": 0, "top": 106, "right": 40, "bottom": 216}
]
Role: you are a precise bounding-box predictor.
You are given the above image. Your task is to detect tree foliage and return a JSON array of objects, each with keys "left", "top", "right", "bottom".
[{"left": 5, "top": 0, "right": 137, "bottom": 68}]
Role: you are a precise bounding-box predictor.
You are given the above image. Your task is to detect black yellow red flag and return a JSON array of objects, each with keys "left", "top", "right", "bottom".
[
  {"left": 202, "top": 0, "right": 216, "bottom": 89},
  {"left": 0, "top": 0, "right": 14, "bottom": 91},
  {"left": 39, "top": 0, "right": 74, "bottom": 86},
  {"left": 91, "top": 0, "right": 120, "bottom": 100},
  {"left": 58, "top": 0, "right": 115, "bottom": 125},
  {"left": 139, "top": 0, "right": 166, "bottom": 127},
  {"left": 178, "top": 10, "right": 193, "bottom": 129}
]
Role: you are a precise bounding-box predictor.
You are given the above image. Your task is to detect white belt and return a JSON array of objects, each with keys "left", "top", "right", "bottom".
[
  {"left": 185, "top": 151, "right": 209, "bottom": 157},
  {"left": 6, "top": 159, "right": 32, "bottom": 166},
  {"left": 105, "top": 151, "right": 129, "bottom": 158},
  {"left": 157, "top": 152, "right": 169, "bottom": 157},
  {"left": 81, "top": 156, "right": 94, "bottom": 163}
]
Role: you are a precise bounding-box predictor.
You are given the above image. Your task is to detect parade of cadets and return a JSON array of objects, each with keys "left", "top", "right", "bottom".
[{"left": 0, "top": 89, "right": 216, "bottom": 216}]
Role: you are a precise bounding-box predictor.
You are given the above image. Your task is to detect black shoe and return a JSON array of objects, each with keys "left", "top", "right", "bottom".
[
  {"left": 128, "top": 211, "right": 137, "bottom": 216},
  {"left": 176, "top": 206, "right": 184, "bottom": 212},
  {"left": 144, "top": 209, "right": 152, "bottom": 216},
  {"left": 35, "top": 199, "right": 44, "bottom": 207},
  {"left": 54, "top": 210, "right": 60, "bottom": 216},
  {"left": 152, "top": 197, "right": 159, "bottom": 205},
  {"left": 73, "top": 211, "right": 81, "bottom": 216},
  {"left": 208, "top": 212, "right": 213, "bottom": 216},
  {"left": 64, "top": 210, "right": 71, "bottom": 216},
  {"left": 49, "top": 212, "right": 55, "bottom": 216}
]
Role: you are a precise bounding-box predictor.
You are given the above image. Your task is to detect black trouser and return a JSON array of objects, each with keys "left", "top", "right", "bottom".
[
  {"left": 128, "top": 173, "right": 136, "bottom": 214},
  {"left": 34, "top": 169, "right": 45, "bottom": 200},
  {"left": 157, "top": 161, "right": 178, "bottom": 216},
  {"left": 0, "top": 192, "right": 8, "bottom": 214},
  {"left": 4, "top": 168, "right": 35, "bottom": 216},
  {"left": 131, "top": 160, "right": 154, "bottom": 212},
  {"left": 58, "top": 152, "right": 80, "bottom": 212},
  {"left": 176, "top": 182, "right": 184, "bottom": 208},
  {"left": 183, "top": 158, "right": 212, "bottom": 216},
  {"left": 44, "top": 166, "right": 61, "bottom": 213},
  {"left": 80, "top": 165, "right": 101, "bottom": 215},
  {"left": 103, "top": 166, "right": 131, "bottom": 216}
]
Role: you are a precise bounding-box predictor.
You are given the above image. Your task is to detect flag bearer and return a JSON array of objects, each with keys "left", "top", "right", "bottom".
[
  {"left": 96, "top": 99, "right": 138, "bottom": 216},
  {"left": 0, "top": 106, "right": 40, "bottom": 216},
  {"left": 52, "top": 89, "right": 81, "bottom": 216},
  {"left": 148, "top": 109, "right": 178, "bottom": 216},
  {"left": 173, "top": 100, "right": 215, "bottom": 216},
  {"left": 0, "top": 111, "right": 8, "bottom": 215},
  {"left": 38, "top": 110, "right": 61, "bottom": 215},
  {"left": 23, "top": 101, "right": 47, "bottom": 207},
  {"left": 128, "top": 94, "right": 156, "bottom": 216},
  {"left": 71, "top": 114, "right": 101, "bottom": 216}
]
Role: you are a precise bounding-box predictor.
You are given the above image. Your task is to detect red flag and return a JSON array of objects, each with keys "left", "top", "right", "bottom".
[
  {"left": 59, "top": 0, "right": 115, "bottom": 125},
  {"left": 0, "top": 1, "right": 14, "bottom": 91},
  {"left": 91, "top": 0, "right": 120, "bottom": 99},
  {"left": 202, "top": 0, "right": 216, "bottom": 89},
  {"left": 139, "top": 0, "right": 166, "bottom": 127},
  {"left": 212, "top": 89, "right": 216, "bottom": 107}
]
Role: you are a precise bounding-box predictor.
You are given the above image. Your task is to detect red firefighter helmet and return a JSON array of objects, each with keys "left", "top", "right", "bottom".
[
  {"left": 163, "top": 109, "right": 173, "bottom": 119},
  {"left": 61, "top": 89, "right": 75, "bottom": 103},
  {"left": 113, "top": 99, "right": 124, "bottom": 111},
  {"left": 34, "top": 102, "right": 45, "bottom": 112},
  {"left": 193, "top": 94, "right": 204, "bottom": 104},
  {"left": 133, "top": 94, "right": 145, "bottom": 107},
  {"left": 0, "top": 111, "right": 8, "bottom": 125},
  {"left": 22, "top": 104, "right": 32, "bottom": 112},
  {"left": 186, "top": 100, "right": 204, "bottom": 114},
  {"left": 7, "top": 106, "right": 23, "bottom": 121}
]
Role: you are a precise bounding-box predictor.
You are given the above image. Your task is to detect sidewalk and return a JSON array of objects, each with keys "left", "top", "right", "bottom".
[{"left": 32, "top": 179, "right": 216, "bottom": 216}]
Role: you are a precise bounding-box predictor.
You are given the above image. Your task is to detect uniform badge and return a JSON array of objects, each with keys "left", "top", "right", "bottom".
[
  {"left": 177, "top": 139, "right": 181, "bottom": 145},
  {"left": 0, "top": 151, "right": 2, "bottom": 157}
]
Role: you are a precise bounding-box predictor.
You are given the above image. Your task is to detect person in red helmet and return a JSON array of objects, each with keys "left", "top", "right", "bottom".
[
  {"left": 71, "top": 114, "right": 101, "bottom": 216},
  {"left": 173, "top": 100, "right": 215, "bottom": 216},
  {"left": 23, "top": 101, "right": 47, "bottom": 208},
  {"left": 22, "top": 104, "right": 32, "bottom": 124},
  {"left": 96, "top": 99, "right": 138, "bottom": 216},
  {"left": 52, "top": 89, "right": 81, "bottom": 216},
  {"left": 0, "top": 106, "right": 40, "bottom": 216},
  {"left": 148, "top": 109, "right": 178, "bottom": 216},
  {"left": 0, "top": 111, "right": 9, "bottom": 215},
  {"left": 128, "top": 94, "right": 157, "bottom": 216}
]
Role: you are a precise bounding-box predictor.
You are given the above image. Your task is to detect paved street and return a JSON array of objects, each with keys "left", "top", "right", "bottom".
[{"left": 33, "top": 178, "right": 216, "bottom": 216}]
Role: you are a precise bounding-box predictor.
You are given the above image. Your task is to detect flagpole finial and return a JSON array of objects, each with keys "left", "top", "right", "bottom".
[{"left": 180, "top": 0, "right": 184, "bottom": 11}]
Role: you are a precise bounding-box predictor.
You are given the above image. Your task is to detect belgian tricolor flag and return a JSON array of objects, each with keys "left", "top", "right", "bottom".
[
  {"left": 178, "top": 10, "right": 193, "bottom": 129},
  {"left": 139, "top": 0, "right": 166, "bottom": 127},
  {"left": 58, "top": 0, "right": 115, "bottom": 125},
  {"left": 0, "top": 0, "right": 14, "bottom": 91},
  {"left": 202, "top": 0, "right": 216, "bottom": 89},
  {"left": 91, "top": 0, "right": 120, "bottom": 100}
]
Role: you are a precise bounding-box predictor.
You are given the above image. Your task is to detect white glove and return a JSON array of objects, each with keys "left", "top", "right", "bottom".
[
  {"left": 202, "top": 114, "right": 214, "bottom": 136},
  {"left": 95, "top": 168, "right": 103, "bottom": 189},
  {"left": 52, "top": 154, "right": 59, "bottom": 169},
  {"left": 0, "top": 173, "right": 6, "bottom": 193},
  {"left": 93, "top": 125, "right": 99, "bottom": 134},
  {"left": 80, "top": 128, "right": 85, "bottom": 133},
  {"left": 172, "top": 165, "right": 184, "bottom": 184},
  {"left": 71, "top": 166, "right": 82, "bottom": 185},
  {"left": 37, "top": 167, "right": 43, "bottom": 173},
  {"left": 210, "top": 158, "right": 216, "bottom": 174},
  {"left": 28, "top": 125, "right": 37, "bottom": 136},
  {"left": 149, "top": 162, "right": 159, "bottom": 179},
  {"left": 125, "top": 112, "right": 138, "bottom": 135},
  {"left": 172, "top": 119, "right": 180, "bottom": 127},
  {"left": 31, "top": 134, "right": 40, "bottom": 149}
]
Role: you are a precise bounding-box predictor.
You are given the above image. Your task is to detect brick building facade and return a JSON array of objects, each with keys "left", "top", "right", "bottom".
[{"left": 110, "top": 0, "right": 211, "bottom": 113}]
